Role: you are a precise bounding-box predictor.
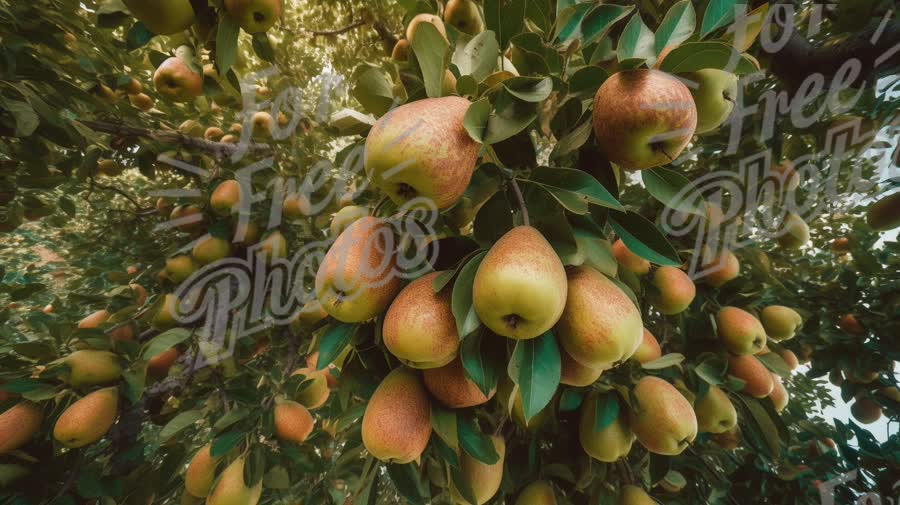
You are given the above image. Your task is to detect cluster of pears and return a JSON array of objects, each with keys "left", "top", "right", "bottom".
[
  {"left": 391, "top": 0, "right": 486, "bottom": 62},
  {"left": 123, "top": 0, "right": 279, "bottom": 37}
]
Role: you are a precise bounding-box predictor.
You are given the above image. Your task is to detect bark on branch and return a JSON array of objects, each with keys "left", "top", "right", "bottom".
[
  {"left": 305, "top": 19, "right": 367, "bottom": 37},
  {"left": 77, "top": 120, "right": 273, "bottom": 158}
]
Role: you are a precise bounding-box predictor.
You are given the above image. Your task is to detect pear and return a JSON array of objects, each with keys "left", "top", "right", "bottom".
[
  {"left": 290, "top": 367, "right": 330, "bottom": 409},
  {"left": 779, "top": 349, "right": 799, "bottom": 371},
  {"left": 850, "top": 397, "right": 882, "bottom": 424},
  {"left": 472, "top": 226, "right": 567, "bottom": 340},
  {"left": 694, "top": 385, "right": 737, "bottom": 434},
  {"left": 206, "top": 456, "right": 262, "bottom": 505},
  {"left": 204, "top": 127, "right": 225, "bottom": 141},
  {"left": 53, "top": 387, "right": 119, "bottom": 448},
  {"left": 122, "top": 0, "right": 194, "bottom": 35},
  {"left": 330, "top": 205, "right": 369, "bottom": 237},
  {"left": 147, "top": 348, "right": 180, "bottom": 378},
  {"left": 210, "top": 180, "right": 242, "bottom": 216},
  {"left": 760, "top": 306, "right": 802, "bottom": 341},
  {"left": 559, "top": 347, "right": 604, "bottom": 387},
  {"left": 777, "top": 212, "right": 809, "bottom": 249},
  {"left": 727, "top": 355, "right": 774, "bottom": 398},
  {"left": 315, "top": 217, "right": 403, "bottom": 323},
  {"left": 406, "top": 13, "right": 447, "bottom": 43},
  {"left": 619, "top": 485, "right": 657, "bottom": 505},
  {"left": 166, "top": 254, "right": 198, "bottom": 283},
  {"left": 364, "top": 96, "right": 479, "bottom": 210},
  {"left": 129, "top": 93, "right": 154, "bottom": 111},
  {"left": 631, "top": 328, "right": 662, "bottom": 364},
  {"left": 383, "top": 272, "right": 459, "bottom": 369},
  {"left": 578, "top": 393, "right": 634, "bottom": 462},
  {"left": 612, "top": 239, "right": 650, "bottom": 275},
  {"left": 391, "top": 39, "right": 410, "bottom": 61},
  {"left": 282, "top": 193, "right": 312, "bottom": 219},
  {"left": 184, "top": 444, "right": 219, "bottom": 498},
  {"left": 0, "top": 401, "right": 43, "bottom": 454},
  {"left": 274, "top": 400, "right": 315, "bottom": 443},
  {"left": 361, "top": 368, "right": 432, "bottom": 463},
  {"left": 444, "top": 0, "right": 485, "bottom": 35},
  {"left": 257, "top": 230, "right": 288, "bottom": 264},
  {"left": 152, "top": 294, "right": 181, "bottom": 329},
  {"left": 683, "top": 69, "right": 738, "bottom": 134},
  {"left": 699, "top": 248, "right": 740, "bottom": 288},
  {"left": 557, "top": 266, "right": 642, "bottom": 368},
  {"left": 153, "top": 57, "right": 202, "bottom": 103},
  {"left": 192, "top": 236, "right": 231, "bottom": 265},
  {"left": 224, "top": 0, "right": 281, "bottom": 33},
  {"left": 515, "top": 481, "right": 557, "bottom": 505},
  {"left": 649, "top": 266, "right": 695, "bottom": 315},
  {"left": 170, "top": 204, "right": 206, "bottom": 234},
  {"left": 78, "top": 309, "right": 111, "bottom": 329},
  {"left": 769, "top": 373, "right": 789, "bottom": 412},
  {"left": 866, "top": 191, "right": 900, "bottom": 231},
  {"left": 60, "top": 350, "right": 122, "bottom": 387},
  {"left": 630, "top": 376, "right": 697, "bottom": 455},
  {"left": 423, "top": 357, "right": 495, "bottom": 408},
  {"left": 838, "top": 314, "right": 865, "bottom": 335},
  {"left": 450, "top": 435, "right": 505, "bottom": 505},
  {"left": 498, "top": 380, "right": 548, "bottom": 432},
  {"left": 716, "top": 307, "right": 767, "bottom": 355}
]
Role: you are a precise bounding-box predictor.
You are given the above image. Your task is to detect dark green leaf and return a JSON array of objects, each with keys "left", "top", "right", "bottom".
[
  {"left": 484, "top": 90, "right": 537, "bottom": 144},
  {"left": 454, "top": 31, "right": 500, "bottom": 82},
  {"left": 460, "top": 327, "right": 505, "bottom": 397},
  {"left": 317, "top": 323, "right": 356, "bottom": 370},
  {"left": 215, "top": 14, "right": 240, "bottom": 74},
  {"left": 251, "top": 33, "right": 275, "bottom": 62},
  {"left": 701, "top": 0, "right": 742, "bottom": 38},
  {"left": 657, "top": 41, "right": 757, "bottom": 74},
  {"left": 484, "top": 0, "right": 527, "bottom": 49},
  {"left": 508, "top": 331, "right": 560, "bottom": 423},
  {"left": 642, "top": 168, "right": 706, "bottom": 215},
  {"left": 592, "top": 392, "right": 619, "bottom": 432},
  {"left": 458, "top": 414, "right": 499, "bottom": 464},
  {"left": 451, "top": 252, "right": 487, "bottom": 339},
  {"left": 530, "top": 167, "right": 623, "bottom": 212},
  {"left": 159, "top": 410, "right": 203, "bottom": 440},
  {"left": 126, "top": 22, "right": 154, "bottom": 50},
  {"left": 211, "top": 430, "right": 244, "bottom": 457},
  {"left": 430, "top": 403, "right": 459, "bottom": 450},
  {"left": 581, "top": 4, "right": 635, "bottom": 45},
  {"left": 654, "top": 1, "right": 696, "bottom": 55},
  {"left": 608, "top": 210, "right": 681, "bottom": 266},
  {"left": 503, "top": 76, "right": 552, "bottom": 102},
  {"left": 142, "top": 328, "right": 191, "bottom": 359},
  {"left": 411, "top": 22, "right": 450, "bottom": 98},
  {"left": 386, "top": 463, "right": 426, "bottom": 505},
  {"left": 463, "top": 97, "right": 491, "bottom": 144},
  {"left": 617, "top": 13, "right": 654, "bottom": 62}
]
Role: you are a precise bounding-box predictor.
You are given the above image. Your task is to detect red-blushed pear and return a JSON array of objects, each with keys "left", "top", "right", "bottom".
[
  {"left": 210, "top": 180, "right": 242, "bottom": 216},
  {"left": 123, "top": 78, "right": 142, "bottom": 95},
  {"left": 780, "top": 349, "right": 799, "bottom": 371},
  {"left": 192, "top": 236, "right": 231, "bottom": 265},
  {"left": 683, "top": 69, "right": 738, "bottom": 134},
  {"left": 423, "top": 357, "right": 495, "bottom": 408},
  {"left": 406, "top": 13, "right": 447, "bottom": 43},
  {"left": 147, "top": 347, "right": 179, "bottom": 378},
  {"left": 612, "top": 239, "right": 650, "bottom": 275},
  {"left": 206, "top": 456, "right": 262, "bottom": 505},
  {"left": 257, "top": 230, "right": 288, "bottom": 264},
  {"left": 315, "top": 217, "right": 403, "bottom": 323},
  {"left": 760, "top": 305, "right": 802, "bottom": 341},
  {"left": 382, "top": 272, "right": 459, "bottom": 369},
  {"left": 630, "top": 376, "right": 697, "bottom": 455},
  {"left": 716, "top": 307, "right": 767, "bottom": 355},
  {"left": 364, "top": 96, "right": 480, "bottom": 210},
  {"left": 649, "top": 266, "right": 695, "bottom": 315},
  {"left": 444, "top": 0, "right": 485, "bottom": 35},
  {"left": 556, "top": 266, "right": 643, "bottom": 369},
  {"left": 515, "top": 481, "right": 557, "bottom": 505},
  {"left": 131, "top": 283, "right": 148, "bottom": 305},
  {"left": 699, "top": 248, "right": 740, "bottom": 288},
  {"left": 559, "top": 346, "right": 604, "bottom": 387},
  {"left": 769, "top": 373, "right": 789, "bottom": 412},
  {"left": 170, "top": 204, "right": 206, "bottom": 234},
  {"left": 153, "top": 57, "right": 202, "bottom": 103},
  {"left": 838, "top": 314, "right": 865, "bottom": 335},
  {"left": 224, "top": 0, "right": 282, "bottom": 33},
  {"left": 282, "top": 193, "right": 312, "bottom": 219},
  {"left": 579, "top": 393, "right": 634, "bottom": 462},
  {"left": 694, "top": 385, "right": 737, "bottom": 434},
  {"left": 866, "top": 191, "right": 900, "bottom": 231},
  {"left": 330, "top": 205, "right": 369, "bottom": 237},
  {"left": 52, "top": 387, "right": 119, "bottom": 448},
  {"left": 727, "top": 355, "right": 774, "bottom": 398},
  {"left": 129, "top": 93, "right": 154, "bottom": 111},
  {"left": 233, "top": 220, "right": 261, "bottom": 247},
  {"left": 273, "top": 399, "right": 315, "bottom": 443},
  {"left": 391, "top": 39, "right": 410, "bottom": 61},
  {"left": 361, "top": 368, "right": 432, "bottom": 463},
  {"left": 851, "top": 397, "right": 882, "bottom": 424},
  {"left": 78, "top": 309, "right": 111, "bottom": 329},
  {"left": 0, "top": 401, "right": 42, "bottom": 454},
  {"left": 184, "top": 444, "right": 219, "bottom": 498},
  {"left": 472, "top": 226, "right": 567, "bottom": 340},
  {"left": 450, "top": 435, "right": 505, "bottom": 505},
  {"left": 122, "top": 0, "right": 194, "bottom": 35},
  {"left": 777, "top": 212, "right": 810, "bottom": 249},
  {"left": 619, "top": 485, "right": 657, "bottom": 505},
  {"left": 631, "top": 328, "right": 662, "bottom": 364},
  {"left": 592, "top": 69, "right": 697, "bottom": 170}
]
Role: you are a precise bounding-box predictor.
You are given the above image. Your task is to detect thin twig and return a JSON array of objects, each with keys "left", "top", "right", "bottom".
[
  {"left": 509, "top": 178, "right": 530, "bottom": 227},
  {"left": 77, "top": 120, "right": 273, "bottom": 158},
  {"left": 304, "top": 19, "right": 366, "bottom": 37}
]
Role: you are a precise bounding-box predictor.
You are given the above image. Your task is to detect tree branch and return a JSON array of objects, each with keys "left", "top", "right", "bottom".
[
  {"left": 372, "top": 20, "right": 399, "bottom": 56},
  {"left": 304, "top": 19, "right": 366, "bottom": 37}
]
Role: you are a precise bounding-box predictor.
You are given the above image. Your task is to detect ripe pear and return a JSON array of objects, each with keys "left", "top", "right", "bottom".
[
  {"left": 779, "top": 349, "right": 799, "bottom": 371},
  {"left": 210, "top": 180, "right": 242, "bottom": 216},
  {"left": 129, "top": 93, "right": 154, "bottom": 111},
  {"left": 78, "top": 309, "right": 111, "bottom": 329},
  {"left": 557, "top": 266, "right": 642, "bottom": 368},
  {"left": 330, "top": 205, "right": 369, "bottom": 237},
  {"left": 170, "top": 204, "right": 206, "bottom": 233},
  {"left": 630, "top": 376, "right": 697, "bottom": 455},
  {"left": 866, "top": 191, "right": 900, "bottom": 231},
  {"left": 472, "top": 226, "right": 567, "bottom": 340},
  {"left": 515, "top": 481, "right": 557, "bottom": 505},
  {"left": 592, "top": 69, "right": 697, "bottom": 170},
  {"left": 450, "top": 435, "right": 505, "bottom": 505},
  {"left": 224, "top": 0, "right": 281, "bottom": 33},
  {"left": 694, "top": 385, "right": 737, "bottom": 433},
  {"left": 148, "top": 348, "right": 180, "bottom": 378},
  {"left": 612, "top": 239, "right": 650, "bottom": 275},
  {"left": 192, "top": 236, "right": 231, "bottom": 265},
  {"left": 716, "top": 307, "right": 767, "bottom": 355},
  {"left": 282, "top": 193, "right": 312, "bottom": 219},
  {"left": 274, "top": 400, "right": 315, "bottom": 443},
  {"left": 579, "top": 393, "right": 634, "bottom": 462},
  {"left": 769, "top": 373, "right": 789, "bottom": 412},
  {"left": 383, "top": 272, "right": 459, "bottom": 369},
  {"left": 559, "top": 346, "right": 604, "bottom": 387},
  {"left": 251, "top": 111, "right": 274, "bottom": 139},
  {"left": 291, "top": 367, "right": 330, "bottom": 409},
  {"left": 166, "top": 254, "right": 198, "bottom": 283},
  {"left": 391, "top": 39, "right": 410, "bottom": 61},
  {"left": 444, "top": 0, "right": 485, "bottom": 35},
  {"left": 631, "top": 328, "right": 662, "bottom": 364},
  {"left": 53, "top": 387, "right": 119, "bottom": 448},
  {"left": 131, "top": 283, "right": 148, "bottom": 305},
  {"left": 257, "top": 230, "right": 288, "bottom": 264},
  {"left": 619, "top": 485, "right": 656, "bottom": 505},
  {"left": 777, "top": 212, "right": 809, "bottom": 249},
  {"left": 851, "top": 397, "right": 882, "bottom": 424},
  {"left": 233, "top": 221, "right": 261, "bottom": 246},
  {"left": 0, "top": 401, "right": 42, "bottom": 454},
  {"left": 760, "top": 306, "right": 802, "bottom": 341},
  {"left": 122, "top": 0, "right": 194, "bottom": 35},
  {"left": 649, "top": 266, "right": 695, "bottom": 315},
  {"left": 315, "top": 217, "right": 403, "bottom": 323},
  {"left": 60, "top": 350, "right": 122, "bottom": 387},
  {"left": 184, "top": 444, "right": 219, "bottom": 498},
  {"left": 727, "top": 355, "right": 774, "bottom": 398},
  {"left": 206, "top": 456, "right": 262, "bottom": 505},
  {"left": 364, "top": 96, "right": 480, "bottom": 210},
  {"left": 152, "top": 294, "right": 181, "bottom": 329},
  {"left": 683, "top": 69, "right": 738, "bottom": 134},
  {"left": 838, "top": 314, "right": 865, "bottom": 335},
  {"left": 153, "top": 57, "right": 202, "bottom": 103},
  {"left": 699, "top": 248, "right": 740, "bottom": 288},
  {"left": 406, "top": 13, "right": 447, "bottom": 43},
  {"left": 423, "top": 357, "right": 495, "bottom": 408},
  {"left": 361, "top": 368, "right": 432, "bottom": 463},
  {"left": 204, "top": 127, "right": 225, "bottom": 141}
]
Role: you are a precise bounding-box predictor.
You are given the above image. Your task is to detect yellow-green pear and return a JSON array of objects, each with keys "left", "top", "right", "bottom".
[
  {"left": 364, "top": 96, "right": 479, "bottom": 210},
  {"left": 694, "top": 385, "right": 737, "bottom": 434},
  {"left": 315, "top": 217, "right": 403, "bottom": 323},
  {"left": 630, "top": 376, "right": 697, "bottom": 455},
  {"left": 444, "top": 0, "right": 485, "bottom": 35},
  {"left": 777, "top": 212, "right": 809, "bottom": 249},
  {"left": 499, "top": 380, "right": 548, "bottom": 431},
  {"left": 423, "top": 357, "right": 494, "bottom": 408},
  {"left": 257, "top": 230, "right": 288, "bottom": 264},
  {"left": 330, "top": 205, "right": 369, "bottom": 237},
  {"left": 631, "top": 328, "right": 662, "bottom": 364},
  {"left": 557, "top": 266, "right": 642, "bottom": 368},
  {"left": 210, "top": 180, "right": 242, "bottom": 216},
  {"left": 153, "top": 57, "right": 202, "bottom": 103},
  {"left": 515, "top": 481, "right": 557, "bottom": 505},
  {"left": 579, "top": 393, "right": 634, "bottom": 462},
  {"left": 361, "top": 368, "right": 432, "bottom": 463},
  {"left": 206, "top": 456, "right": 262, "bottom": 505},
  {"left": 472, "top": 226, "right": 567, "bottom": 340},
  {"left": 406, "top": 13, "right": 447, "bottom": 43},
  {"left": 619, "top": 485, "right": 656, "bottom": 505},
  {"left": 683, "top": 69, "right": 738, "bottom": 134},
  {"left": 122, "top": 0, "right": 194, "bottom": 35},
  {"left": 53, "top": 387, "right": 119, "bottom": 448},
  {"left": 450, "top": 435, "right": 505, "bottom": 505},
  {"left": 224, "top": 0, "right": 282, "bottom": 33},
  {"left": 60, "top": 350, "right": 122, "bottom": 387},
  {"left": 383, "top": 272, "right": 459, "bottom": 369},
  {"left": 192, "top": 236, "right": 231, "bottom": 265},
  {"left": 166, "top": 254, "right": 197, "bottom": 283},
  {"left": 0, "top": 401, "right": 43, "bottom": 454},
  {"left": 290, "top": 367, "right": 330, "bottom": 409},
  {"left": 152, "top": 294, "right": 181, "bottom": 329},
  {"left": 612, "top": 239, "right": 650, "bottom": 275},
  {"left": 559, "top": 347, "right": 604, "bottom": 387},
  {"left": 184, "top": 444, "right": 219, "bottom": 498},
  {"left": 760, "top": 306, "right": 802, "bottom": 341},
  {"left": 649, "top": 266, "right": 696, "bottom": 315},
  {"left": 716, "top": 306, "right": 767, "bottom": 355},
  {"left": 769, "top": 373, "right": 789, "bottom": 412}
]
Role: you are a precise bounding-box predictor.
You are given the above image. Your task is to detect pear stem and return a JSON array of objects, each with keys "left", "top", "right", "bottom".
[{"left": 509, "top": 178, "right": 530, "bottom": 227}]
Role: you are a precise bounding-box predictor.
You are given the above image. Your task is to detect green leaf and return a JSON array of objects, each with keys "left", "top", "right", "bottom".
[
  {"left": 572, "top": 229, "right": 617, "bottom": 276},
  {"left": 529, "top": 167, "right": 624, "bottom": 212},
  {"left": 555, "top": 2, "right": 594, "bottom": 43},
  {"left": 159, "top": 410, "right": 203, "bottom": 441},
  {"left": 567, "top": 66, "right": 608, "bottom": 97},
  {"left": 126, "top": 22, "right": 154, "bottom": 50},
  {"left": 559, "top": 389, "right": 584, "bottom": 412},
  {"left": 654, "top": 0, "right": 696, "bottom": 55},
  {"left": 251, "top": 33, "right": 275, "bottom": 62},
  {"left": 695, "top": 360, "right": 726, "bottom": 385},
  {"left": 0, "top": 98, "right": 39, "bottom": 137},
  {"left": 463, "top": 97, "right": 491, "bottom": 144},
  {"left": 581, "top": 4, "right": 634, "bottom": 45},
  {"left": 503, "top": 77, "right": 553, "bottom": 102},
  {"left": 700, "top": 0, "right": 743, "bottom": 38},
  {"left": 451, "top": 252, "right": 487, "bottom": 339},
  {"left": 657, "top": 41, "right": 757, "bottom": 74},
  {"left": 549, "top": 119, "right": 593, "bottom": 161},
  {"left": 351, "top": 65, "right": 395, "bottom": 117},
  {"left": 757, "top": 352, "right": 791, "bottom": 378},
  {"left": 211, "top": 430, "right": 244, "bottom": 457},
  {"left": 473, "top": 191, "right": 514, "bottom": 245},
  {"left": 454, "top": 31, "right": 500, "bottom": 82},
  {"left": 450, "top": 464, "right": 479, "bottom": 504},
  {"left": 316, "top": 323, "right": 356, "bottom": 371},
  {"left": 215, "top": 14, "right": 240, "bottom": 75},
  {"left": 592, "top": 392, "right": 620, "bottom": 432},
  {"left": 642, "top": 168, "right": 706, "bottom": 215},
  {"left": 460, "top": 328, "right": 505, "bottom": 397},
  {"left": 616, "top": 13, "right": 655, "bottom": 62},
  {"left": 411, "top": 22, "right": 449, "bottom": 98},
  {"left": 641, "top": 353, "right": 686, "bottom": 370},
  {"left": 608, "top": 210, "right": 680, "bottom": 266},
  {"left": 386, "top": 463, "right": 426, "bottom": 505},
  {"left": 484, "top": 90, "right": 537, "bottom": 144},
  {"left": 508, "top": 331, "right": 560, "bottom": 423},
  {"left": 213, "top": 408, "right": 250, "bottom": 433},
  {"left": 58, "top": 196, "right": 76, "bottom": 217},
  {"left": 484, "top": 0, "right": 527, "bottom": 49},
  {"left": 456, "top": 74, "right": 477, "bottom": 96},
  {"left": 142, "top": 328, "right": 191, "bottom": 360},
  {"left": 430, "top": 404, "right": 459, "bottom": 450},
  {"left": 458, "top": 414, "right": 499, "bottom": 464},
  {"left": 21, "top": 382, "right": 59, "bottom": 402},
  {"left": 736, "top": 396, "right": 780, "bottom": 458}
]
